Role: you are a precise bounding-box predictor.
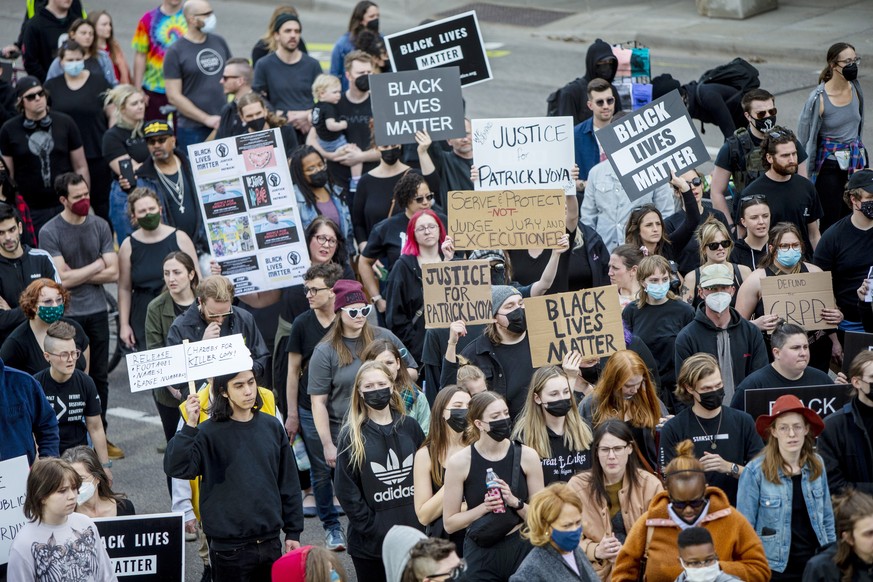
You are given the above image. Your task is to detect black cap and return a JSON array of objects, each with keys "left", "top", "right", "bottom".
[
  {"left": 15, "top": 76, "right": 41, "bottom": 99},
  {"left": 847, "top": 169, "right": 873, "bottom": 192},
  {"left": 143, "top": 119, "right": 174, "bottom": 138},
  {"left": 651, "top": 74, "right": 681, "bottom": 101}
]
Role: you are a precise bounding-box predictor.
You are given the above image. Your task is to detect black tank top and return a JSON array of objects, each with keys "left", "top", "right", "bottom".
[{"left": 463, "top": 442, "right": 528, "bottom": 508}]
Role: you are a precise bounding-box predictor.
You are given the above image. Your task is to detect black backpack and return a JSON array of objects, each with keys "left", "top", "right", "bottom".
[
  {"left": 546, "top": 77, "right": 585, "bottom": 117},
  {"left": 698, "top": 57, "right": 760, "bottom": 95}
]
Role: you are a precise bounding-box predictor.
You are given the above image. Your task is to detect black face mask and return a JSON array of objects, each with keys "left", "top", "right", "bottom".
[
  {"left": 752, "top": 116, "right": 776, "bottom": 132},
  {"left": 504, "top": 307, "right": 526, "bottom": 334},
  {"left": 485, "top": 418, "right": 511, "bottom": 442},
  {"left": 698, "top": 388, "right": 725, "bottom": 411},
  {"left": 580, "top": 365, "right": 600, "bottom": 385},
  {"left": 354, "top": 74, "right": 370, "bottom": 92},
  {"left": 247, "top": 116, "right": 267, "bottom": 132},
  {"left": 308, "top": 169, "right": 329, "bottom": 188},
  {"left": 543, "top": 398, "right": 573, "bottom": 418},
  {"left": 842, "top": 63, "right": 859, "bottom": 82},
  {"left": 446, "top": 409, "right": 468, "bottom": 433},
  {"left": 380, "top": 147, "right": 401, "bottom": 165},
  {"left": 366, "top": 18, "right": 379, "bottom": 32},
  {"left": 362, "top": 388, "right": 392, "bottom": 410},
  {"left": 594, "top": 63, "right": 615, "bottom": 81},
  {"left": 859, "top": 200, "right": 873, "bottom": 220}
]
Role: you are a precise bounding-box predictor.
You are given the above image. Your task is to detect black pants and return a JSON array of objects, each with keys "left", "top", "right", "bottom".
[
  {"left": 464, "top": 529, "right": 531, "bottom": 582},
  {"left": 87, "top": 156, "right": 113, "bottom": 227},
  {"left": 815, "top": 158, "right": 851, "bottom": 233},
  {"left": 30, "top": 206, "right": 62, "bottom": 241},
  {"left": 70, "top": 310, "right": 110, "bottom": 429},
  {"left": 209, "top": 537, "right": 281, "bottom": 582},
  {"left": 351, "top": 556, "right": 386, "bottom": 582}
]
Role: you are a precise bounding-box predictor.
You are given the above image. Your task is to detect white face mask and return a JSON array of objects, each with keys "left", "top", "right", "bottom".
[
  {"left": 77, "top": 480, "right": 96, "bottom": 505},
  {"left": 704, "top": 291, "right": 731, "bottom": 314},
  {"left": 682, "top": 562, "right": 721, "bottom": 582},
  {"left": 200, "top": 13, "right": 217, "bottom": 34}
]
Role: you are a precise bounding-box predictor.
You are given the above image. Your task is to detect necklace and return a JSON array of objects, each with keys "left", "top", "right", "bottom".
[
  {"left": 694, "top": 410, "right": 723, "bottom": 450},
  {"left": 155, "top": 158, "right": 185, "bottom": 213}
]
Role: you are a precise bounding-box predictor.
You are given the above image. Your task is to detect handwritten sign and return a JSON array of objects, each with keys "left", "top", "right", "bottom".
[
  {"left": 842, "top": 331, "right": 873, "bottom": 375},
  {"left": 472, "top": 117, "right": 575, "bottom": 196},
  {"left": 94, "top": 513, "right": 184, "bottom": 581},
  {"left": 423, "top": 260, "right": 492, "bottom": 328},
  {"left": 525, "top": 285, "right": 627, "bottom": 367},
  {"left": 596, "top": 90, "right": 710, "bottom": 201},
  {"left": 447, "top": 189, "right": 565, "bottom": 250},
  {"left": 0, "top": 455, "right": 28, "bottom": 565},
  {"left": 761, "top": 271, "right": 836, "bottom": 332},
  {"left": 384, "top": 11, "right": 492, "bottom": 86},
  {"left": 126, "top": 334, "right": 254, "bottom": 392},
  {"left": 744, "top": 385, "right": 848, "bottom": 421}
]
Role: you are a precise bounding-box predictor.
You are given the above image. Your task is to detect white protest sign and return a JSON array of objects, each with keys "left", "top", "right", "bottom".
[
  {"left": 0, "top": 455, "right": 28, "bottom": 565},
  {"left": 126, "top": 334, "right": 253, "bottom": 392},
  {"left": 472, "top": 116, "right": 575, "bottom": 196}
]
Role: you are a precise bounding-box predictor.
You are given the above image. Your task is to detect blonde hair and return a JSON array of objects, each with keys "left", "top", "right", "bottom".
[
  {"left": 675, "top": 353, "right": 720, "bottom": 405},
  {"left": 104, "top": 83, "right": 144, "bottom": 130},
  {"left": 521, "top": 483, "right": 584, "bottom": 547},
  {"left": 312, "top": 74, "right": 342, "bottom": 101},
  {"left": 635, "top": 255, "right": 678, "bottom": 307},
  {"left": 758, "top": 415, "right": 823, "bottom": 484},
  {"left": 457, "top": 362, "right": 485, "bottom": 388},
  {"left": 696, "top": 216, "right": 733, "bottom": 264},
  {"left": 196, "top": 275, "right": 234, "bottom": 303}
]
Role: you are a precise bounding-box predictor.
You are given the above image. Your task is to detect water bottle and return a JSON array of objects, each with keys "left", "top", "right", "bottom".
[
  {"left": 292, "top": 435, "right": 310, "bottom": 471},
  {"left": 485, "top": 467, "right": 505, "bottom": 513}
]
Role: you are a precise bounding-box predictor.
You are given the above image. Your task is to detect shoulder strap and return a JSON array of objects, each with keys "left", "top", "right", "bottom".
[
  {"left": 733, "top": 263, "right": 744, "bottom": 287},
  {"left": 644, "top": 524, "right": 655, "bottom": 555},
  {"left": 510, "top": 442, "right": 522, "bottom": 492}
]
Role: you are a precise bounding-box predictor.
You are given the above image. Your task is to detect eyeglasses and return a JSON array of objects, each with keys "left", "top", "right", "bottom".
[
  {"left": 767, "top": 128, "right": 792, "bottom": 140},
  {"left": 776, "top": 242, "right": 802, "bottom": 251},
  {"left": 594, "top": 97, "right": 615, "bottom": 107},
  {"left": 774, "top": 423, "right": 807, "bottom": 436},
  {"left": 837, "top": 57, "right": 862, "bottom": 67},
  {"left": 682, "top": 556, "right": 718, "bottom": 569},
  {"left": 705, "top": 240, "right": 732, "bottom": 251},
  {"left": 22, "top": 90, "right": 46, "bottom": 101},
  {"left": 314, "top": 234, "right": 337, "bottom": 247},
  {"left": 413, "top": 193, "right": 435, "bottom": 204},
  {"left": 46, "top": 350, "right": 81, "bottom": 361},
  {"left": 670, "top": 497, "right": 707, "bottom": 511},
  {"left": 740, "top": 194, "right": 767, "bottom": 204},
  {"left": 415, "top": 224, "right": 438, "bottom": 233},
  {"left": 146, "top": 136, "right": 170, "bottom": 145},
  {"left": 597, "top": 445, "right": 630, "bottom": 457},
  {"left": 751, "top": 107, "right": 778, "bottom": 119},
  {"left": 427, "top": 559, "right": 467, "bottom": 581},
  {"left": 341, "top": 305, "right": 372, "bottom": 319},
  {"left": 303, "top": 286, "right": 329, "bottom": 296}
]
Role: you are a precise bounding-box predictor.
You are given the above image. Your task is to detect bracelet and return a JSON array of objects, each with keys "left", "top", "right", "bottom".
[{"left": 102, "top": 460, "right": 112, "bottom": 468}]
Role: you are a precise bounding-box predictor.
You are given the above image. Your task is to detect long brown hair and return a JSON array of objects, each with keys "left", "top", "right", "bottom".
[
  {"left": 462, "top": 391, "right": 504, "bottom": 446},
  {"left": 262, "top": 5, "right": 300, "bottom": 52},
  {"left": 833, "top": 489, "right": 873, "bottom": 582},
  {"left": 322, "top": 309, "right": 375, "bottom": 367},
  {"left": 237, "top": 92, "right": 286, "bottom": 128},
  {"left": 625, "top": 205, "right": 670, "bottom": 256},
  {"left": 761, "top": 222, "right": 805, "bottom": 273},
  {"left": 758, "top": 416, "right": 823, "bottom": 484},
  {"left": 587, "top": 419, "right": 643, "bottom": 508},
  {"left": 820, "top": 42, "right": 856, "bottom": 84},
  {"left": 61, "top": 445, "right": 127, "bottom": 504},
  {"left": 421, "top": 385, "right": 468, "bottom": 487},
  {"left": 592, "top": 350, "right": 661, "bottom": 429}
]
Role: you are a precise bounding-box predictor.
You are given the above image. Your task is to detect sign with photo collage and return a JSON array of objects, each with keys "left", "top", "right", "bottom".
[{"left": 188, "top": 129, "right": 310, "bottom": 296}]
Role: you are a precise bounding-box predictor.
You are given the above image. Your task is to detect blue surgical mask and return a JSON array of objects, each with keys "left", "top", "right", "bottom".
[
  {"left": 776, "top": 247, "right": 801, "bottom": 268},
  {"left": 550, "top": 525, "right": 582, "bottom": 553},
  {"left": 646, "top": 281, "right": 670, "bottom": 300},
  {"left": 200, "top": 13, "right": 217, "bottom": 34},
  {"left": 63, "top": 61, "right": 85, "bottom": 77},
  {"left": 330, "top": 569, "right": 341, "bottom": 582}
]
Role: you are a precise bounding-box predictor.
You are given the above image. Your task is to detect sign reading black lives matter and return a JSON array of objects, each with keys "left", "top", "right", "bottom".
[
  {"left": 596, "top": 89, "right": 710, "bottom": 201},
  {"left": 370, "top": 67, "right": 465, "bottom": 146},
  {"left": 743, "top": 385, "right": 850, "bottom": 421},
  {"left": 384, "top": 11, "right": 492, "bottom": 86},
  {"left": 94, "top": 512, "right": 184, "bottom": 580}
]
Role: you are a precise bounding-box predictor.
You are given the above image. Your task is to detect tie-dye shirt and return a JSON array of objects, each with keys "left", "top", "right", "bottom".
[{"left": 131, "top": 6, "right": 187, "bottom": 93}]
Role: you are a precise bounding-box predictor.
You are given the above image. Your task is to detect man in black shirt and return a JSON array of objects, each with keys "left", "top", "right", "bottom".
[
  {"left": 660, "top": 353, "right": 763, "bottom": 506},
  {"left": 215, "top": 57, "right": 255, "bottom": 139}
]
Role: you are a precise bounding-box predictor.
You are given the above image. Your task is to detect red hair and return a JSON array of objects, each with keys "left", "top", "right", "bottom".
[
  {"left": 19, "top": 278, "right": 70, "bottom": 320},
  {"left": 402, "top": 209, "right": 446, "bottom": 256}
]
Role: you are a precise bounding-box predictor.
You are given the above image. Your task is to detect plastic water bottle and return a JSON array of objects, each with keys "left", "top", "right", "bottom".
[
  {"left": 292, "top": 435, "right": 310, "bottom": 471},
  {"left": 485, "top": 467, "right": 505, "bottom": 513}
]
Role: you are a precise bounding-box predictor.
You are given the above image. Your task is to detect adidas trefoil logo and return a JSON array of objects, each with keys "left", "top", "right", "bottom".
[{"left": 371, "top": 450, "right": 414, "bottom": 485}]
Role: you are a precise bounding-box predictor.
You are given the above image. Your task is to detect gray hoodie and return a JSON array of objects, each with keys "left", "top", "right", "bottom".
[{"left": 382, "top": 525, "right": 428, "bottom": 582}]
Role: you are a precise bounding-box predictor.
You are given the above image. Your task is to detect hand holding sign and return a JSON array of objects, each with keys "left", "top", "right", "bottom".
[{"left": 760, "top": 272, "right": 837, "bottom": 332}]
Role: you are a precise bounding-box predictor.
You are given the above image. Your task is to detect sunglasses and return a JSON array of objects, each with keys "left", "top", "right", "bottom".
[
  {"left": 413, "top": 193, "right": 435, "bottom": 204},
  {"left": 23, "top": 90, "right": 46, "bottom": 101},
  {"left": 146, "top": 136, "right": 170, "bottom": 145},
  {"left": 341, "top": 305, "right": 372, "bottom": 319},
  {"left": 670, "top": 497, "right": 707, "bottom": 511},
  {"left": 767, "top": 128, "right": 792, "bottom": 140},
  {"left": 673, "top": 177, "right": 702, "bottom": 189},
  {"left": 705, "top": 240, "right": 731, "bottom": 251},
  {"left": 751, "top": 107, "right": 777, "bottom": 119},
  {"left": 594, "top": 97, "right": 615, "bottom": 107}
]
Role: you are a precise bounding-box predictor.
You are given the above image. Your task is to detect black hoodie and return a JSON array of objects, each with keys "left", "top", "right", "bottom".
[
  {"left": 21, "top": 5, "right": 77, "bottom": 82},
  {"left": 557, "top": 39, "right": 622, "bottom": 126}
]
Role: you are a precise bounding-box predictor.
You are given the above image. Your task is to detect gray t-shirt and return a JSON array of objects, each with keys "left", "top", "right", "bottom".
[
  {"left": 39, "top": 214, "right": 114, "bottom": 316},
  {"left": 308, "top": 326, "right": 417, "bottom": 427},
  {"left": 253, "top": 52, "right": 323, "bottom": 112},
  {"left": 163, "top": 34, "right": 231, "bottom": 128}
]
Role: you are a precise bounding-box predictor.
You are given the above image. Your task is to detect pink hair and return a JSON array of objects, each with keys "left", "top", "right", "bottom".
[{"left": 402, "top": 209, "right": 446, "bottom": 256}]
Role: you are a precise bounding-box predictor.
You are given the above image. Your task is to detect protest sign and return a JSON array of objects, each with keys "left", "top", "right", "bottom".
[
  {"left": 384, "top": 11, "right": 491, "bottom": 86},
  {"left": 596, "top": 89, "right": 711, "bottom": 201},
  {"left": 370, "top": 67, "right": 465, "bottom": 146},
  {"left": 525, "top": 285, "right": 626, "bottom": 367},
  {"left": 188, "top": 129, "right": 310, "bottom": 296},
  {"left": 422, "top": 260, "right": 491, "bottom": 328},
  {"left": 0, "top": 455, "right": 28, "bottom": 565},
  {"left": 472, "top": 117, "right": 576, "bottom": 196},
  {"left": 126, "top": 334, "right": 253, "bottom": 392},
  {"left": 446, "top": 188, "right": 566, "bottom": 250},
  {"left": 94, "top": 512, "right": 184, "bottom": 581},
  {"left": 842, "top": 331, "right": 873, "bottom": 375},
  {"left": 744, "top": 385, "right": 850, "bottom": 421},
  {"left": 760, "top": 271, "right": 836, "bottom": 332}
]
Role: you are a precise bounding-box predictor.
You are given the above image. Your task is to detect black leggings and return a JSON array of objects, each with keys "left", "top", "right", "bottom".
[
  {"left": 815, "top": 158, "right": 851, "bottom": 233},
  {"left": 351, "top": 556, "right": 386, "bottom": 582},
  {"left": 463, "top": 529, "right": 531, "bottom": 582}
]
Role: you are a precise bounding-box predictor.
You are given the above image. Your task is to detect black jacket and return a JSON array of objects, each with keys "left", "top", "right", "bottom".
[
  {"left": 21, "top": 5, "right": 77, "bottom": 81},
  {"left": 556, "top": 38, "right": 622, "bottom": 126},
  {"left": 573, "top": 221, "right": 611, "bottom": 287},
  {"left": 0, "top": 78, "right": 16, "bottom": 127},
  {"left": 730, "top": 237, "right": 768, "bottom": 272},
  {"left": 684, "top": 81, "right": 746, "bottom": 140},
  {"left": 802, "top": 542, "right": 873, "bottom": 582},
  {"left": 0, "top": 245, "right": 58, "bottom": 335},
  {"left": 384, "top": 254, "right": 425, "bottom": 363},
  {"left": 334, "top": 412, "right": 425, "bottom": 560},
  {"left": 818, "top": 398, "right": 873, "bottom": 495}
]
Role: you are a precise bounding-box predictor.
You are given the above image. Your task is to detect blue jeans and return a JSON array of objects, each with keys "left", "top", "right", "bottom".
[
  {"left": 175, "top": 124, "right": 212, "bottom": 152},
  {"left": 298, "top": 407, "right": 340, "bottom": 530},
  {"left": 209, "top": 536, "right": 280, "bottom": 582}
]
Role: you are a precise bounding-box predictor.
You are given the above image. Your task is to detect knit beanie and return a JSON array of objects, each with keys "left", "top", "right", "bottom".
[
  {"left": 491, "top": 285, "right": 521, "bottom": 317},
  {"left": 332, "top": 279, "right": 367, "bottom": 312}
]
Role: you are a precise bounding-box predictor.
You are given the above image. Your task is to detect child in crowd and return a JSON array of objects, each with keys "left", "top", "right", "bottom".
[
  {"left": 675, "top": 527, "right": 742, "bottom": 582},
  {"left": 312, "top": 74, "right": 362, "bottom": 189}
]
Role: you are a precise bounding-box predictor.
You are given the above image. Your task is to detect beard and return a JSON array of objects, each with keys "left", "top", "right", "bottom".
[{"left": 771, "top": 159, "right": 798, "bottom": 176}]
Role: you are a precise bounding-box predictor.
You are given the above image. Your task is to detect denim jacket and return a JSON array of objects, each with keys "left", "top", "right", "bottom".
[
  {"left": 737, "top": 454, "right": 836, "bottom": 573},
  {"left": 294, "top": 184, "right": 354, "bottom": 249}
]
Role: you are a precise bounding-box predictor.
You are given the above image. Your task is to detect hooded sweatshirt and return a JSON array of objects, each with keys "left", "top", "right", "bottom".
[
  {"left": 21, "top": 5, "right": 77, "bottom": 81},
  {"left": 382, "top": 525, "right": 427, "bottom": 582},
  {"left": 557, "top": 39, "right": 622, "bottom": 126},
  {"left": 0, "top": 245, "right": 59, "bottom": 335}
]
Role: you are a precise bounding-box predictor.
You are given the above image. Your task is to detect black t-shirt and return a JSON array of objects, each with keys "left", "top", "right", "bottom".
[
  {"left": 44, "top": 72, "right": 111, "bottom": 159},
  {"left": 286, "top": 309, "right": 333, "bottom": 412},
  {"left": 742, "top": 174, "right": 823, "bottom": 254},
  {"left": 0, "top": 317, "right": 89, "bottom": 375},
  {"left": 328, "top": 92, "right": 377, "bottom": 188},
  {"left": 714, "top": 134, "right": 808, "bottom": 169},
  {"left": 814, "top": 215, "right": 873, "bottom": 322},
  {"left": 353, "top": 170, "right": 440, "bottom": 244},
  {"left": 507, "top": 245, "right": 573, "bottom": 294},
  {"left": 731, "top": 364, "right": 834, "bottom": 410},
  {"left": 782, "top": 474, "right": 820, "bottom": 577},
  {"left": 623, "top": 299, "right": 695, "bottom": 389},
  {"left": 493, "top": 338, "right": 534, "bottom": 419},
  {"left": 33, "top": 368, "right": 101, "bottom": 454},
  {"left": 313, "top": 101, "right": 342, "bottom": 142},
  {"left": 541, "top": 427, "right": 591, "bottom": 486},
  {"left": 162, "top": 169, "right": 200, "bottom": 239},
  {"left": 101, "top": 125, "right": 150, "bottom": 166},
  {"left": 567, "top": 243, "right": 593, "bottom": 291}
]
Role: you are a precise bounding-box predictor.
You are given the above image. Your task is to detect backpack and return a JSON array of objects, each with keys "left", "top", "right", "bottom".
[
  {"left": 727, "top": 127, "right": 767, "bottom": 220},
  {"left": 546, "top": 77, "right": 585, "bottom": 117},
  {"left": 698, "top": 57, "right": 760, "bottom": 94}
]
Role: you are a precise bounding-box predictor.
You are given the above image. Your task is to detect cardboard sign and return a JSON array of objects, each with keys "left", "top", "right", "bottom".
[
  {"left": 0, "top": 455, "right": 28, "bottom": 566},
  {"left": 472, "top": 116, "right": 576, "bottom": 196},
  {"left": 596, "top": 90, "right": 711, "bottom": 201},
  {"left": 525, "top": 285, "right": 627, "bottom": 367},
  {"left": 761, "top": 271, "right": 836, "bottom": 332},
  {"left": 125, "top": 334, "right": 254, "bottom": 392},
  {"left": 370, "top": 67, "right": 466, "bottom": 146},
  {"left": 446, "top": 189, "right": 565, "bottom": 250},
  {"left": 842, "top": 331, "right": 873, "bottom": 375},
  {"left": 422, "top": 260, "right": 492, "bottom": 328},
  {"left": 94, "top": 513, "right": 184, "bottom": 580},
  {"left": 384, "top": 11, "right": 492, "bottom": 86},
  {"left": 743, "top": 384, "right": 849, "bottom": 421}
]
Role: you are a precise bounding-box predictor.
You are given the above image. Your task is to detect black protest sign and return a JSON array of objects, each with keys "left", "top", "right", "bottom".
[
  {"left": 842, "top": 331, "right": 873, "bottom": 375},
  {"left": 596, "top": 90, "right": 711, "bottom": 201},
  {"left": 743, "top": 384, "right": 850, "bottom": 421},
  {"left": 384, "top": 11, "right": 492, "bottom": 87},
  {"left": 370, "top": 68, "right": 465, "bottom": 146},
  {"left": 422, "top": 259, "right": 491, "bottom": 328},
  {"left": 94, "top": 512, "right": 184, "bottom": 581}
]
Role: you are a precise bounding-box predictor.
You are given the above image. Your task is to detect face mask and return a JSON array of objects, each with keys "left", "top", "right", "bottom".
[
  {"left": 504, "top": 307, "right": 526, "bottom": 334},
  {"left": 137, "top": 212, "right": 161, "bottom": 231},
  {"left": 77, "top": 480, "right": 96, "bottom": 505},
  {"left": 38, "top": 304, "right": 64, "bottom": 324},
  {"left": 63, "top": 61, "right": 85, "bottom": 77},
  {"left": 380, "top": 147, "right": 401, "bottom": 165},
  {"left": 446, "top": 408, "right": 468, "bottom": 433},
  {"left": 776, "top": 248, "right": 801, "bottom": 268},
  {"left": 752, "top": 116, "right": 776, "bottom": 132},
  {"left": 682, "top": 562, "right": 721, "bottom": 582},
  {"left": 551, "top": 526, "right": 583, "bottom": 553},
  {"left": 594, "top": 64, "right": 614, "bottom": 81},
  {"left": 354, "top": 74, "right": 370, "bottom": 92},
  {"left": 366, "top": 18, "right": 379, "bottom": 32},
  {"left": 485, "top": 418, "right": 511, "bottom": 442},
  {"left": 842, "top": 63, "right": 859, "bottom": 82},
  {"left": 646, "top": 281, "right": 670, "bottom": 301},
  {"left": 246, "top": 116, "right": 267, "bottom": 132},
  {"left": 362, "top": 387, "right": 392, "bottom": 410},
  {"left": 704, "top": 292, "right": 731, "bottom": 314},
  {"left": 70, "top": 199, "right": 91, "bottom": 217},
  {"left": 859, "top": 200, "right": 873, "bottom": 220},
  {"left": 330, "top": 569, "right": 341, "bottom": 582},
  {"left": 543, "top": 398, "right": 573, "bottom": 418},
  {"left": 200, "top": 13, "right": 217, "bottom": 34},
  {"left": 698, "top": 388, "right": 725, "bottom": 411},
  {"left": 308, "top": 170, "right": 329, "bottom": 188}
]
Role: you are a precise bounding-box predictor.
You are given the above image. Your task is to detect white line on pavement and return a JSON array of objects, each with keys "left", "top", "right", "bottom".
[{"left": 107, "top": 407, "right": 164, "bottom": 427}]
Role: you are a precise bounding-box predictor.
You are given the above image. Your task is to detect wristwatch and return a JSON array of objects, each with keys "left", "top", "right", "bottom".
[
  {"left": 730, "top": 463, "right": 739, "bottom": 477},
  {"left": 512, "top": 497, "right": 524, "bottom": 510},
  {"left": 102, "top": 460, "right": 113, "bottom": 469}
]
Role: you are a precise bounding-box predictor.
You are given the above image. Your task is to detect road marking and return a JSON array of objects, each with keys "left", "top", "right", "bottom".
[{"left": 107, "top": 407, "right": 164, "bottom": 427}]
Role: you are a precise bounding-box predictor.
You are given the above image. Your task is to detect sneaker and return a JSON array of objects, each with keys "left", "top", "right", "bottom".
[
  {"left": 325, "top": 528, "right": 346, "bottom": 552},
  {"left": 106, "top": 441, "right": 125, "bottom": 460},
  {"left": 200, "top": 564, "right": 212, "bottom": 582},
  {"left": 302, "top": 493, "right": 316, "bottom": 518}
]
